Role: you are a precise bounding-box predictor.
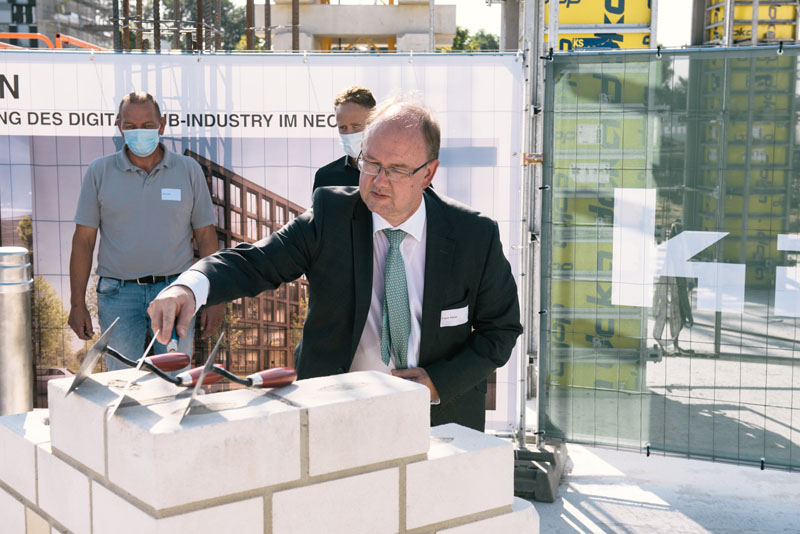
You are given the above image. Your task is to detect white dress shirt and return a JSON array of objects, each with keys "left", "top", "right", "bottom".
[
  {"left": 173, "top": 199, "right": 428, "bottom": 372},
  {"left": 350, "top": 199, "right": 426, "bottom": 372}
]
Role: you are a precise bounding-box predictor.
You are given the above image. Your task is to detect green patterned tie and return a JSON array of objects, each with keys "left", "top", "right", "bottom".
[{"left": 381, "top": 229, "right": 410, "bottom": 369}]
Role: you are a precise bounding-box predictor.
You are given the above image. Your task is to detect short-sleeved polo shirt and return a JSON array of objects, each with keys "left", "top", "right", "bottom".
[{"left": 74, "top": 145, "right": 216, "bottom": 280}]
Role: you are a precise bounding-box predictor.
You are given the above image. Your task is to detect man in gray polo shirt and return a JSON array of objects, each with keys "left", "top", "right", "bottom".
[{"left": 69, "top": 91, "right": 224, "bottom": 369}]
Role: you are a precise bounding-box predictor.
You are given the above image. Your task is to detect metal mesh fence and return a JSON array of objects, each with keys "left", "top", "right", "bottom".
[{"left": 541, "top": 46, "right": 800, "bottom": 470}]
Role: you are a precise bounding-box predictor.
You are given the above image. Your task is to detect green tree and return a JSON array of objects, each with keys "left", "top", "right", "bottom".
[
  {"left": 452, "top": 26, "right": 471, "bottom": 50},
  {"left": 471, "top": 30, "right": 500, "bottom": 51},
  {"left": 31, "top": 277, "right": 69, "bottom": 368},
  {"left": 289, "top": 296, "right": 308, "bottom": 356},
  {"left": 16, "top": 215, "right": 32, "bottom": 249},
  {"left": 450, "top": 26, "right": 500, "bottom": 51},
  {"left": 234, "top": 34, "right": 266, "bottom": 51}
]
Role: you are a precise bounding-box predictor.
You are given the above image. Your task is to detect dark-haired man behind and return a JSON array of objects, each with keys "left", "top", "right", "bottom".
[{"left": 313, "top": 86, "right": 376, "bottom": 190}]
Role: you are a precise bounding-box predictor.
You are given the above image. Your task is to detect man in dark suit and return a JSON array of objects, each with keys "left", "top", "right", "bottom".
[
  {"left": 149, "top": 98, "right": 522, "bottom": 431},
  {"left": 312, "top": 86, "right": 375, "bottom": 191}
]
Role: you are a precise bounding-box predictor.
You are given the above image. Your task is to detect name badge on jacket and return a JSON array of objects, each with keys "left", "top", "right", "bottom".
[
  {"left": 162, "top": 188, "right": 181, "bottom": 201},
  {"left": 440, "top": 305, "right": 468, "bottom": 327}
]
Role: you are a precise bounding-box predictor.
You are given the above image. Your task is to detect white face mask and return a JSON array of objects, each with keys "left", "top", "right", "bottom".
[{"left": 339, "top": 131, "right": 364, "bottom": 159}]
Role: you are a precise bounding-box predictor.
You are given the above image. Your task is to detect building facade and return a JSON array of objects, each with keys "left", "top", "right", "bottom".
[{"left": 188, "top": 150, "right": 309, "bottom": 375}]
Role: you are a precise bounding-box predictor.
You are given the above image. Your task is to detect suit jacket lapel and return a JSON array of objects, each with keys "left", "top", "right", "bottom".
[
  {"left": 350, "top": 200, "right": 374, "bottom": 358},
  {"left": 419, "top": 191, "right": 455, "bottom": 367}
]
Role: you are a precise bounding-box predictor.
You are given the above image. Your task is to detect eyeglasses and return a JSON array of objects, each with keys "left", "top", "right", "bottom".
[{"left": 357, "top": 152, "right": 434, "bottom": 182}]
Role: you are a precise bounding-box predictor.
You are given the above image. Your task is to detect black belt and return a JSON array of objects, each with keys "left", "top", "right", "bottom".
[{"left": 115, "top": 275, "right": 178, "bottom": 285}]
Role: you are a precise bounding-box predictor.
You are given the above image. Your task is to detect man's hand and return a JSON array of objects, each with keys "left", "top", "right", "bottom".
[
  {"left": 199, "top": 302, "right": 225, "bottom": 339},
  {"left": 392, "top": 367, "right": 440, "bottom": 402},
  {"left": 68, "top": 303, "right": 94, "bottom": 340},
  {"left": 147, "top": 285, "right": 196, "bottom": 345}
]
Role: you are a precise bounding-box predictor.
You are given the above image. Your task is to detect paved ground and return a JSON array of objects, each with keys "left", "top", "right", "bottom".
[{"left": 531, "top": 443, "right": 800, "bottom": 534}]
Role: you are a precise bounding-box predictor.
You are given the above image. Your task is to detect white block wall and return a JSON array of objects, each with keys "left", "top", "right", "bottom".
[
  {"left": 0, "top": 410, "right": 50, "bottom": 503},
  {"left": 0, "top": 485, "right": 25, "bottom": 533},
  {"left": 406, "top": 423, "right": 514, "bottom": 530},
  {"left": 0, "top": 370, "right": 538, "bottom": 534},
  {"left": 273, "top": 468, "right": 400, "bottom": 534}
]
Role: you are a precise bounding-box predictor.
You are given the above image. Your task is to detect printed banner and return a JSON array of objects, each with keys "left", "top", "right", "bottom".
[{"left": 0, "top": 51, "right": 525, "bottom": 432}]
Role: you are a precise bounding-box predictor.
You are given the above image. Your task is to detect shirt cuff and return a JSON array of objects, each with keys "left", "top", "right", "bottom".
[
  {"left": 430, "top": 397, "right": 441, "bottom": 406},
  {"left": 170, "top": 270, "right": 210, "bottom": 315}
]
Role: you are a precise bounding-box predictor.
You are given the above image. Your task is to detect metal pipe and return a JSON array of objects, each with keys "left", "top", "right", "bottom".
[
  {"left": 292, "top": 0, "right": 299, "bottom": 50},
  {"left": 154, "top": 0, "right": 161, "bottom": 52},
  {"left": 196, "top": 0, "right": 203, "bottom": 50},
  {"left": 264, "top": 0, "right": 271, "bottom": 50},
  {"left": 123, "top": 0, "right": 130, "bottom": 50},
  {"left": 113, "top": 0, "right": 121, "bottom": 51},
  {"left": 0, "top": 247, "right": 33, "bottom": 415},
  {"left": 751, "top": 0, "right": 760, "bottom": 45},
  {"left": 204, "top": 0, "right": 212, "bottom": 50},
  {"left": 429, "top": 0, "right": 434, "bottom": 51},
  {"left": 136, "top": 0, "right": 143, "bottom": 49},
  {"left": 172, "top": 0, "right": 180, "bottom": 49},
  {"left": 246, "top": 0, "right": 254, "bottom": 50},
  {"left": 215, "top": 0, "right": 221, "bottom": 50}
]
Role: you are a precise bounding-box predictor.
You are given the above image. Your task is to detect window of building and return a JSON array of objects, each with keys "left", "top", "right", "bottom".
[
  {"left": 231, "top": 211, "right": 242, "bottom": 235},
  {"left": 289, "top": 209, "right": 298, "bottom": 222},
  {"left": 266, "top": 326, "right": 286, "bottom": 348},
  {"left": 244, "top": 328, "right": 259, "bottom": 346},
  {"left": 262, "top": 197, "right": 272, "bottom": 220},
  {"left": 262, "top": 299, "right": 274, "bottom": 322},
  {"left": 245, "top": 350, "right": 259, "bottom": 372},
  {"left": 275, "top": 204, "right": 286, "bottom": 226},
  {"left": 268, "top": 350, "right": 285, "bottom": 368},
  {"left": 275, "top": 284, "right": 286, "bottom": 299},
  {"left": 231, "top": 350, "right": 246, "bottom": 373},
  {"left": 261, "top": 223, "right": 271, "bottom": 239},
  {"left": 247, "top": 299, "right": 259, "bottom": 320},
  {"left": 246, "top": 190, "right": 258, "bottom": 214},
  {"left": 230, "top": 183, "right": 242, "bottom": 208},
  {"left": 276, "top": 302, "right": 287, "bottom": 324},
  {"left": 247, "top": 217, "right": 258, "bottom": 240},
  {"left": 211, "top": 175, "right": 225, "bottom": 203},
  {"left": 231, "top": 298, "right": 244, "bottom": 319},
  {"left": 289, "top": 281, "right": 299, "bottom": 302},
  {"left": 216, "top": 204, "right": 226, "bottom": 229}
]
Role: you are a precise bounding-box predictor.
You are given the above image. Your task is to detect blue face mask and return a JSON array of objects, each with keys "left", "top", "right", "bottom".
[{"left": 124, "top": 128, "right": 160, "bottom": 157}]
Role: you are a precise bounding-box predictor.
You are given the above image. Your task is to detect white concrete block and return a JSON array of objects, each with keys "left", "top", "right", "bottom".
[
  {"left": 26, "top": 507, "right": 50, "bottom": 534},
  {"left": 48, "top": 370, "right": 187, "bottom": 475},
  {"left": 0, "top": 485, "right": 25, "bottom": 534},
  {"left": 273, "top": 468, "right": 399, "bottom": 534},
  {"left": 0, "top": 410, "right": 50, "bottom": 503},
  {"left": 107, "top": 387, "right": 301, "bottom": 510},
  {"left": 92, "top": 482, "right": 264, "bottom": 534},
  {"left": 36, "top": 443, "right": 90, "bottom": 534},
  {"left": 275, "top": 371, "right": 430, "bottom": 476},
  {"left": 437, "top": 497, "right": 539, "bottom": 534},
  {"left": 406, "top": 424, "right": 514, "bottom": 530}
]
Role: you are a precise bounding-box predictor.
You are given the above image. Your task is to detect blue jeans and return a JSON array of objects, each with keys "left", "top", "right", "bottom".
[{"left": 96, "top": 276, "right": 194, "bottom": 372}]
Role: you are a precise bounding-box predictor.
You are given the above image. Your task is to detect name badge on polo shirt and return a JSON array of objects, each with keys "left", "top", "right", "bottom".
[
  {"left": 440, "top": 305, "right": 468, "bottom": 327},
  {"left": 161, "top": 188, "right": 181, "bottom": 201}
]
